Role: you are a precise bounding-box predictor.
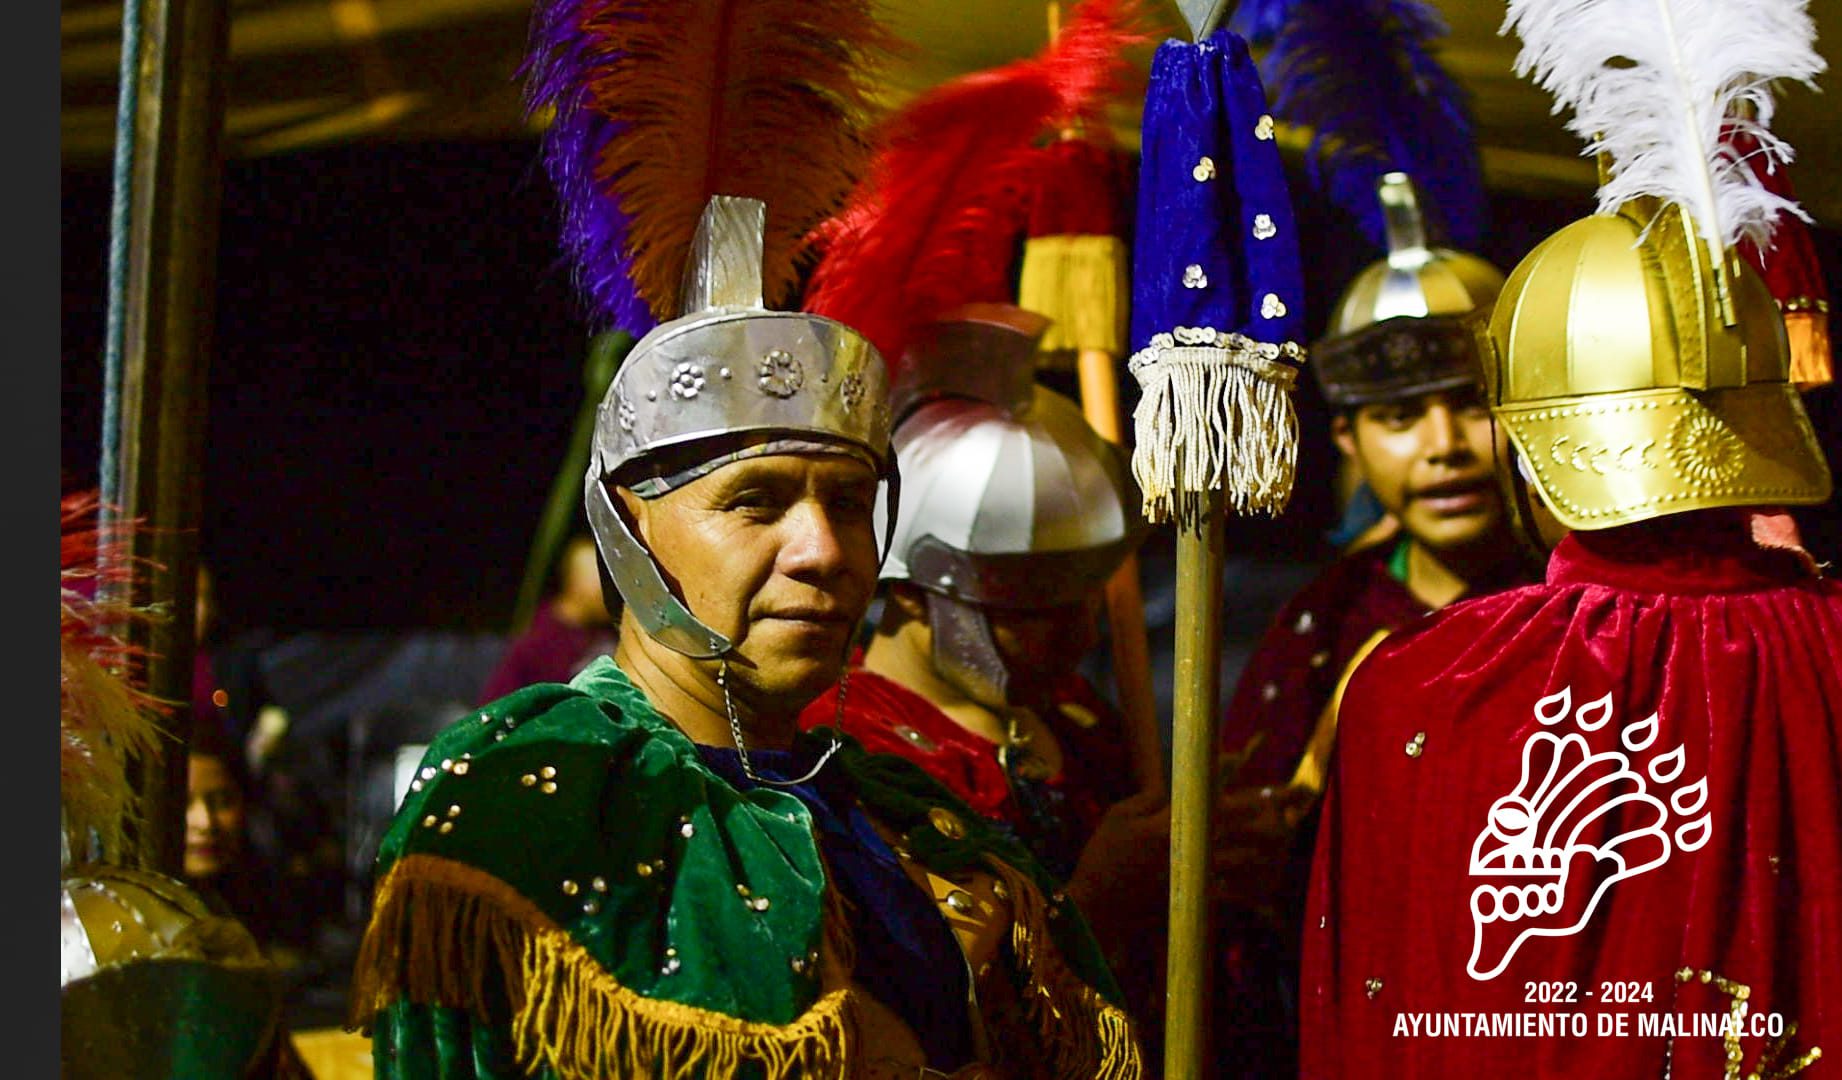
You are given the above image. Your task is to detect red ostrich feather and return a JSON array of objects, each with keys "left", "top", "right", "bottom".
[{"left": 802, "top": 0, "right": 1151, "bottom": 377}]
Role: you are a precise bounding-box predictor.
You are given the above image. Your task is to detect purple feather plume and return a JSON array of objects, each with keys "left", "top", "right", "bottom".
[
  {"left": 1225, "top": 0, "right": 1295, "bottom": 46},
  {"left": 1238, "top": 0, "right": 1488, "bottom": 249},
  {"left": 521, "top": 0, "right": 658, "bottom": 336}
]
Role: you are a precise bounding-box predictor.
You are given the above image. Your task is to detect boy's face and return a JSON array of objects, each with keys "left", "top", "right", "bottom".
[{"left": 1333, "top": 387, "right": 1505, "bottom": 555}]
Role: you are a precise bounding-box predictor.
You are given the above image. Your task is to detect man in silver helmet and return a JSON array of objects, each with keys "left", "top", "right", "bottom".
[
  {"left": 350, "top": 200, "right": 1143, "bottom": 1080},
  {"left": 1206, "top": 173, "right": 1539, "bottom": 1080},
  {"left": 799, "top": 303, "right": 1171, "bottom": 1043}
]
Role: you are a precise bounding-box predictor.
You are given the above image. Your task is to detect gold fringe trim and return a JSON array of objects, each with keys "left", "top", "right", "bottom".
[
  {"left": 982, "top": 857, "right": 1144, "bottom": 1080},
  {"left": 349, "top": 854, "right": 857, "bottom": 1080},
  {"left": 1019, "top": 234, "right": 1130, "bottom": 365},
  {"left": 1127, "top": 332, "right": 1303, "bottom": 527}
]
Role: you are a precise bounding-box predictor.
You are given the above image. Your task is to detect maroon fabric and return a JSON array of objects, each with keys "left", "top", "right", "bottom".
[
  {"left": 1210, "top": 542, "right": 1531, "bottom": 1079},
  {"left": 475, "top": 602, "right": 616, "bottom": 705},
  {"left": 1218, "top": 540, "right": 1432, "bottom": 787},
  {"left": 1301, "top": 510, "right": 1842, "bottom": 1078}
]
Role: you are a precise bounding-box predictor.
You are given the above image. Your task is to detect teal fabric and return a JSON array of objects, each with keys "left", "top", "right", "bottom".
[
  {"left": 372, "top": 659, "right": 831, "bottom": 1023},
  {"left": 1386, "top": 533, "right": 1411, "bottom": 584}
]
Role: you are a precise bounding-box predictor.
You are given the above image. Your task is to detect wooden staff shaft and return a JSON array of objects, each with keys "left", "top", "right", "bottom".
[
  {"left": 106, "top": 0, "right": 231, "bottom": 875},
  {"left": 1163, "top": 495, "right": 1224, "bottom": 1079},
  {"left": 1077, "top": 347, "right": 1164, "bottom": 795}
]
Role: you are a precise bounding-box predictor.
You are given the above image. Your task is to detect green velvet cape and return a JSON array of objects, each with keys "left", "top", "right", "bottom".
[{"left": 350, "top": 657, "right": 1139, "bottom": 1079}]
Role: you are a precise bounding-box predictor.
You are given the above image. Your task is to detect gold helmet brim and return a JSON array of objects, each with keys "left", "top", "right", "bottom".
[{"left": 1496, "top": 383, "right": 1832, "bottom": 531}]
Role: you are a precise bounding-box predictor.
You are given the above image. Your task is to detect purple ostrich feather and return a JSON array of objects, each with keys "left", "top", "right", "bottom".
[{"left": 522, "top": 0, "right": 659, "bottom": 337}]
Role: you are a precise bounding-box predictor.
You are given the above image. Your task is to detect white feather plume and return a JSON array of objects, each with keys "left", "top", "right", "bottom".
[{"left": 1501, "top": 0, "right": 1826, "bottom": 251}]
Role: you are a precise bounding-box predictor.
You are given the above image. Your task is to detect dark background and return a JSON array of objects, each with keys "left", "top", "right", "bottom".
[
  {"left": 61, "top": 139, "right": 1842, "bottom": 642},
  {"left": 63, "top": 141, "right": 596, "bottom": 634}
]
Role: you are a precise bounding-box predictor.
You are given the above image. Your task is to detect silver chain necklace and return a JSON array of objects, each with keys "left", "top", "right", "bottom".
[{"left": 719, "top": 659, "right": 846, "bottom": 787}]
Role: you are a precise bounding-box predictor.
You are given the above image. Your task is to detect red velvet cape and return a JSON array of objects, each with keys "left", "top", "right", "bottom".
[{"left": 1301, "top": 511, "right": 1842, "bottom": 1078}]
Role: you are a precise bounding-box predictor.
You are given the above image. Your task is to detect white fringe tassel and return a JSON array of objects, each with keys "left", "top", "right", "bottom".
[{"left": 1127, "top": 329, "right": 1304, "bottom": 529}]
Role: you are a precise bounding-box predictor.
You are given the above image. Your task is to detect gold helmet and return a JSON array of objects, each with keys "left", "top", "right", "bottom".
[
  {"left": 1313, "top": 172, "right": 1506, "bottom": 409},
  {"left": 1475, "top": 196, "right": 1832, "bottom": 532}
]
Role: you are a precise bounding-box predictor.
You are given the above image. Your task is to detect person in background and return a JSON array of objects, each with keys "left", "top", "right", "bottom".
[
  {"left": 797, "top": 305, "right": 1169, "bottom": 1036},
  {"left": 185, "top": 720, "right": 312, "bottom": 970},
  {"left": 476, "top": 533, "right": 618, "bottom": 704},
  {"left": 1301, "top": 173, "right": 1841, "bottom": 1077},
  {"left": 62, "top": 489, "right": 308, "bottom": 1079},
  {"left": 193, "top": 561, "right": 281, "bottom": 771},
  {"left": 190, "top": 561, "right": 342, "bottom": 957},
  {"left": 1207, "top": 174, "right": 1538, "bottom": 1078}
]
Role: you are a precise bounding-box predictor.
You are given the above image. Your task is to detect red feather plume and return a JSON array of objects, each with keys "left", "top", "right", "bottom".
[
  {"left": 61, "top": 491, "right": 172, "bottom": 864},
  {"left": 1023, "top": 136, "right": 1135, "bottom": 239},
  {"left": 801, "top": 0, "right": 1151, "bottom": 375},
  {"left": 1727, "top": 127, "right": 1833, "bottom": 389}
]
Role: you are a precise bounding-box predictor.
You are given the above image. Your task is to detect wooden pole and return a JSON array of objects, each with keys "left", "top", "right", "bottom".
[
  {"left": 1077, "top": 349, "right": 1163, "bottom": 795},
  {"left": 1154, "top": 7, "right": 1244, "bottom": 1069},
  {"left": 1047, "top": 0, "right": 1164, "bottom": 796},
  {"left": 1162, "top": 495, "right": 1224, "bottom": 1079},
  {"left": 509, "top": 330, "right": 630, "bottom": 634},
  {"left": 103, "top": 0, "right": 232, "bottom": 875}
]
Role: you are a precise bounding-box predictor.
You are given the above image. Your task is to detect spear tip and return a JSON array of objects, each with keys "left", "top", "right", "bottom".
[{"left": 1175, "top": 0, "right": 1235, "bottom": 41}]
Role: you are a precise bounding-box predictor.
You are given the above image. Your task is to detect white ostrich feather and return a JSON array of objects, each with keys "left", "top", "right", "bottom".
[{"left": 1502, "top": 0, "right": 1826, "bottom": 251}]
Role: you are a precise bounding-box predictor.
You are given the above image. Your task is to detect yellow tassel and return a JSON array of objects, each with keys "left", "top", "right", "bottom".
[
  {"left": 1785, "top": 307, "right": 1833, "bottom": 390},
  {"left": 981, "top": 857, "right": 1144, "bottom": 1080},
  {"left": 1019, "top": 234, "right": 1130, "bottom": 367},
  {"left": 348, "top": 854, "right": 858, "bottom": 1080}
]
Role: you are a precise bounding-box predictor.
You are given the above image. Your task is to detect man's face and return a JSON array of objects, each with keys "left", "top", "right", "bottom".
[
  {"left": 623, "top": 453, "right": 882, "bottom": 708},
  {"left": 985, "top": 587, "right": 1106, "bottom": 703},
  {"left": 184, "top": 754, "right": 245, "bottom": 880},
  {"left": 1333, "top": 387, "right": 1504, "bottom": 554}
]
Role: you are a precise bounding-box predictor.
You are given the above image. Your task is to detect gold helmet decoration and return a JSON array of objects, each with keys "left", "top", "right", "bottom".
[
  {"left": 1315, "top": 172, "right": 1506, "bottom": 409},
  {"left": 1487, "top": 0, "right": 1833, "bottom": 533}
]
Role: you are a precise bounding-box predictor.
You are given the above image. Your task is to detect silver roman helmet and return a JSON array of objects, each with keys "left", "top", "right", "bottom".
[
  {"left": 880, "top": 302, "right": 1146, "bottom": 707},
  {"left": 584, "top": 195, "right": 896, "bottom": 658}
]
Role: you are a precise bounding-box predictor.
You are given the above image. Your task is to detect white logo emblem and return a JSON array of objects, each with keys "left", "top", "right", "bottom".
[{"left": 1467, "top": 686, "right": 1711, "bottom": 980}]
